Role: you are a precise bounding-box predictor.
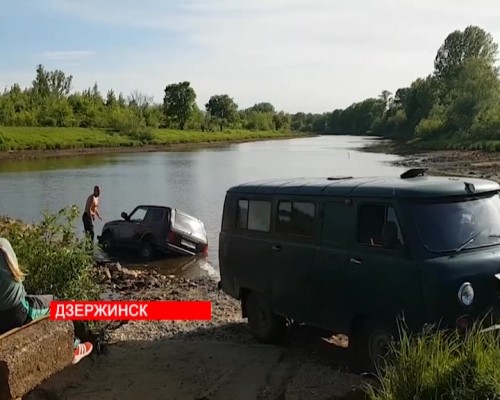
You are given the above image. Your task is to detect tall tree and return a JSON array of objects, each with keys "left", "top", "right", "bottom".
[
  {"left": 434, "top": 25, "right": 498, "bottom": 80},
  {"left": 163, "top": 81, "right": 196, "bottom": 130},
  {"left": 393, "top": 88, "right": 409, "bottom": 110},
  {"left": 249, "top": 102, "right": 275, "bottom": 114},
  {"left": 32, "top": 64, "right": 73, "bottom": 99},
  {"left": 379, "top": 90, "right": 393, "bottom": 111},
  {"left": 401, "top": 75, "right": 438, "bottom": 130},
  {"left": 106, "top": 90, "right": 117, "bottom": 107},
  {"left": 445, "top": 58, "right": 500, "bottom": 132},
  {"left": 205, "top": 94, "right": 238, "bottom": 131}
]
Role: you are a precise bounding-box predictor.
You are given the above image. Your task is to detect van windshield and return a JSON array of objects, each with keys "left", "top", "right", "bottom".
[{"left": 407, "top": 193, "right": 500, "bottom": 253}]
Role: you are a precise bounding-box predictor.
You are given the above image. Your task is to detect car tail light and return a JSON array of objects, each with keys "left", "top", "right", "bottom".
[
  {"left": 167, "top": 231, "right": 177, "bottom": 243},
  {"left": 202, "top": 244, "right": 208, "bottom": 256}
]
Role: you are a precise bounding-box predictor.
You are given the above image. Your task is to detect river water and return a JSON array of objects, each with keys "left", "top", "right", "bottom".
[{"left": 0, "top": 135, "right": 407, "bottom": 271}]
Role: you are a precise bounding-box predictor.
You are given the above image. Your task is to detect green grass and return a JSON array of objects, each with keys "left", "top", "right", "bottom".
[
  {"left": 0, "top": 127, "right": 300, "bottom": 151},
  {"left": 152, "top": 128, "right": 299, "bottom": 145},
  {"left": 363, "top": 323, "right": 500, "bottom": 400}
]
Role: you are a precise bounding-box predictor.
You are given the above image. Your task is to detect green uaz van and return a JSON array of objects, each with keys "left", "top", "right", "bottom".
[{"left": 218, "top": 169, "right": 500, "bottom": 371}]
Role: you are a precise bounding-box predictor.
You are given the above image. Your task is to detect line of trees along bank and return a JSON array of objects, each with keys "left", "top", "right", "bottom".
[
  {"left": 0, "top": 25, "right": 498, "bottom": 147},
  {"left": 0, "top": 67, "right": 291, "bottom": 142},
  {"left": 294, "top": 25, "right": 500, "bottom": 146}
]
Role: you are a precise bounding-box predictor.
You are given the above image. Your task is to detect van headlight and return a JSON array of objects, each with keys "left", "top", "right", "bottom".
[{"left": 458, "top": 282, "right": 474, "bottom": 306}]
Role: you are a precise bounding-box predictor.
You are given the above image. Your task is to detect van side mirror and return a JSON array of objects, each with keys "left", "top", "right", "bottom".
[
  {"left": 382, "top": 221, "right": 399, "bottom": 249},
  {"left": 121, "top": 212, "right": 129, "bottom": 220}
]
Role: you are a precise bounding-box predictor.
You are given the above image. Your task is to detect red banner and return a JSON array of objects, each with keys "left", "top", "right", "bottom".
[{"left": 50, "top": 301, "right": 212, "bottom": 321}]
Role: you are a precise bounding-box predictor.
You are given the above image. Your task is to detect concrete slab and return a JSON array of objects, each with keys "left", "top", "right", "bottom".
[{"left": 0, "top": 317, "right": 74, "bottom": 400}]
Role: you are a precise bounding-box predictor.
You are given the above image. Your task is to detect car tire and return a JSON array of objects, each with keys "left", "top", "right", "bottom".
[
  {"left": 349, "top": 318, "right": 395, "bottom": 373},
  {"left": 140, "top": 239, "right": 154, "bottom": 260},
  {"left": 245, "top": 291, "right": 286, "bottom": 344},
  {"left": 100, "top": 231, "right": 114, "bottom": 253}
]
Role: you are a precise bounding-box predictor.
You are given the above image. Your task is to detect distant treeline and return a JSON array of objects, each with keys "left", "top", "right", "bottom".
[
  {"left": 292, "top": 25, "right": 500, "bottom": 144},
  {"left": 0, "top": 69, "right": 291, "bottom": 142},
  {"left": 1, "top": 25, "right": 499, "bottom": 145}
]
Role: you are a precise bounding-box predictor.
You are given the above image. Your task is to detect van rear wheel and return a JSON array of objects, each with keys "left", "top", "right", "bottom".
[{"left": 246, "top": 292, "right": 286, "bottom": 344}]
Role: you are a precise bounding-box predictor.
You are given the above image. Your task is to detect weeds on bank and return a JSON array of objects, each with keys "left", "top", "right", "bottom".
[
  {"left": 0, "top": 127, "right": 298, "bottom": 151},
  {"left": 0, "top": 206, "right": 114, "bottom": 353},
  {"left": 363, "top": 322, "right": 500, "bottom": 400},
  {"left": 0, "top": 205, "right": 100, "bottom": 300}
]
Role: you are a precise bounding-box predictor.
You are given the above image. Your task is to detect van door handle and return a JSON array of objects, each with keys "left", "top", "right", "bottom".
[
  {"left": 272, "top": 245, "right": 282, "bottom": 252},
  {"left": 350, "top": 257, "right": 362, "bottom": 265}
]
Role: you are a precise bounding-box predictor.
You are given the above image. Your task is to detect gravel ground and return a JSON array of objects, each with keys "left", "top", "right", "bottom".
[
  {"left": 103, "top": 269, "right": 252, "bottom": 344},
  {"left": 31, "top": 263, "right": 364, "bottom": 400}
]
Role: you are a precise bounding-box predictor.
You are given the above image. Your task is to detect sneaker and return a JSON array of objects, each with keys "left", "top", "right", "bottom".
[{"left": 72, "top": 342, "right": 93, "bottom": 365}]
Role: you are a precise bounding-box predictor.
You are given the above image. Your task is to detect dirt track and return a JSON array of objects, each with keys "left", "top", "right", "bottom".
[
  {"left": 29, "top": 267, "right": 364, "bottom": 400},
  {"left": 33, "top": 340, "right": 362, "bottom": 400}
]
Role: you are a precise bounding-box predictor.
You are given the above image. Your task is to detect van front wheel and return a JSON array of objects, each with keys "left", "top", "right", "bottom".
[
  {"left": 350, "top": 319, "right": 394, "bottom": 373},
  {"left": 246, "top": 292, "right": 286, "bottom": 344}
]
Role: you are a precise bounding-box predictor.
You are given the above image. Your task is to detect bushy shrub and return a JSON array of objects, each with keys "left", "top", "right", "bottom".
[
  {"left": 0, "top": 205, "right": 100, "bottom": 300},
  {"left": 364, "top": 323, "right": 500, "bottom": 400}
]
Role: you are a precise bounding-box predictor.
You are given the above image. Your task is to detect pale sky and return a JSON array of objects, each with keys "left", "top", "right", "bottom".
[{"left": 1, "top": 0, "right": 500, "bottom": 113}]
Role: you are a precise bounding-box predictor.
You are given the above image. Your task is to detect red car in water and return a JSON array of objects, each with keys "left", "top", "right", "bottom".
[{"left": 97, "top": 205, "right": 208, "bottom": 260}]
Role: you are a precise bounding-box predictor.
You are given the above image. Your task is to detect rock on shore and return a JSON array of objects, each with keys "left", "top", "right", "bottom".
[{"left": 95, "top": 262, "right": 249, "bottom": 343}]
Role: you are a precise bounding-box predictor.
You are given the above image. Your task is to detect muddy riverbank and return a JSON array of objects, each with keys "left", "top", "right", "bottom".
[
  {"left": 392, "top": 149, "right": 500, "bottom": 182},
  {"left": 364, "top": 139, "right": 500, "bottom": 182}
]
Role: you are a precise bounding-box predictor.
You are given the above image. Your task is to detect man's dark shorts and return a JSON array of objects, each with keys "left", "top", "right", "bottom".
[{"left": 82, "top": 211, "right": 94, "bottom": 240}]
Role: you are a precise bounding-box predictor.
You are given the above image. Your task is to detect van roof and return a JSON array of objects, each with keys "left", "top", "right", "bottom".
[{"left": 226, "top": 173, "right": 500, "bottom": 199}]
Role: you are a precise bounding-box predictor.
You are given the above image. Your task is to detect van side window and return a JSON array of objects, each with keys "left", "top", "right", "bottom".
[
  {"left": 277, "top": 201, "right": 315, "bottom": 237},
  {"left": 357, "top": 204, "right": 404, "bottom": 248},
  {"left": 237, "top": 200, "right": 249, "bottom": 229},
  {"left": 237, "top": 199, "right": 271, "bottom": 232}
]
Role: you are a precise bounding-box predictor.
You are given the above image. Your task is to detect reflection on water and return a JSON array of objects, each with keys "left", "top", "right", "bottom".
[
  {"left": 0, "top": 136, "right": 407, "bottom": 270},
  {"left": 0, "top": 154, "right": 115, "bottom": 173}
]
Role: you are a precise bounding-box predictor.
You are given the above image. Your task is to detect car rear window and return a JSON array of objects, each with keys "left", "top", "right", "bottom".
[{"left": 173, "top": 211, "right": 206, "bottom": 241}]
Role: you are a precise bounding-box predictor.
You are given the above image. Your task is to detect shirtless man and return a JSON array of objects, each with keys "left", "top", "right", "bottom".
[{"left": 82, "top": 185, "right": 102, "bottom": 241}]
